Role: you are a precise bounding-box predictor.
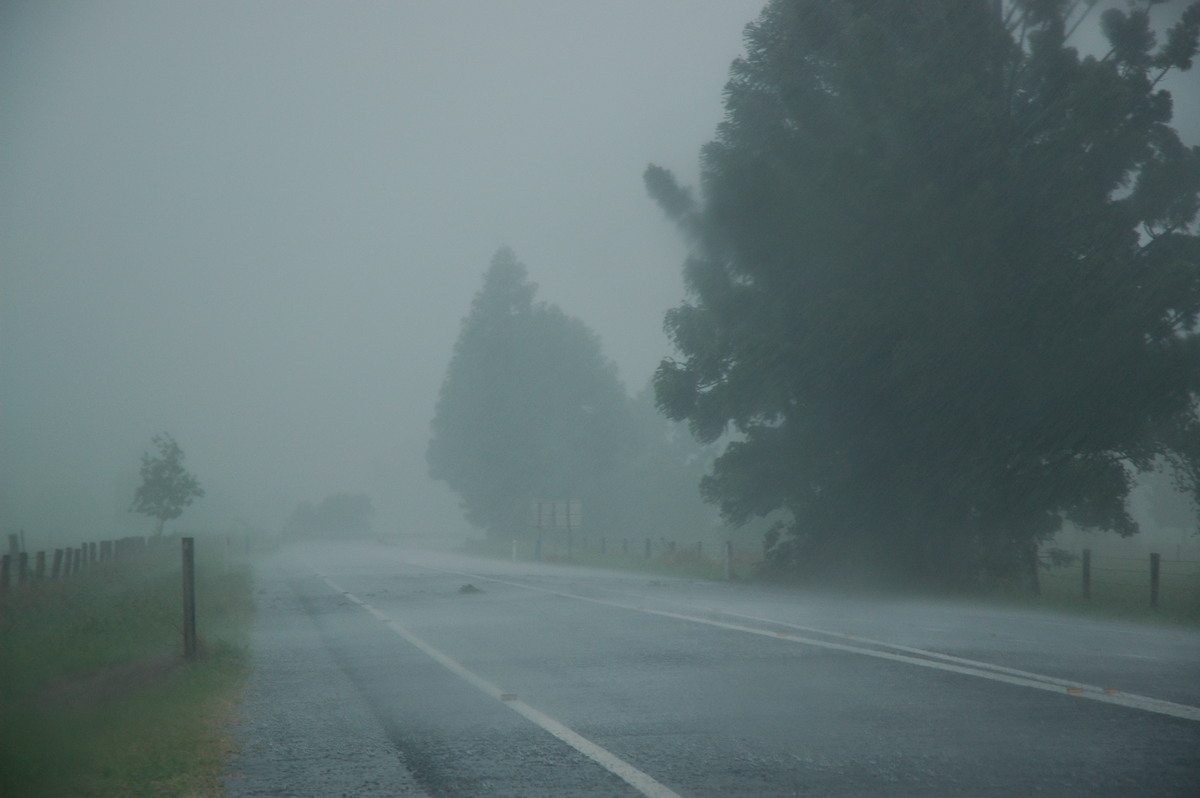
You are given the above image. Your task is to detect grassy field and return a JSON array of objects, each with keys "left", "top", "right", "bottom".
[
  {"left": 0, "top": 537, "right": 254, "bottom": 797},
  {"left": 1025, "top": 554, "right": 1200, "bottom": 626}
]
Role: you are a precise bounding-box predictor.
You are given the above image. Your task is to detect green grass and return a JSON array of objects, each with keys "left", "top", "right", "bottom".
[
  {"left": 1019, "top": 558, "right": 1200, "bottom": 627},
  {"left": 0, "top": 538, "right": 254, "bottom": 797}
]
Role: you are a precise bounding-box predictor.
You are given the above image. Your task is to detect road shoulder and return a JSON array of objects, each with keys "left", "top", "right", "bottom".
[{"left": 223, "top": 558, "right": 429, "bottom": 798}]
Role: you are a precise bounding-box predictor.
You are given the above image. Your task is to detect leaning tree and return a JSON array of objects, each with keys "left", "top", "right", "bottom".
[{"left": 647, "top": 0, "right": 1200, "bottom": 587}]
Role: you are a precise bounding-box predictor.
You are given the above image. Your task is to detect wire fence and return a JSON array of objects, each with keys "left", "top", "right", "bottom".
[
  {"left": 490, "top": 531, "right": 754, "bottom": 579},
  {"left": 1040, "top": 548, "right": 1200, "bottom": 609}
]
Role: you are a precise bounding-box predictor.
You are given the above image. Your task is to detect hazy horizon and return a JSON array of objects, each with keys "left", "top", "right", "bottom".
[
  {"left": 3, "top": 1, "right": 1197, "bottom": 547},
  {"left": 1, "top": 0, "right": 768, "bottom": 544}
]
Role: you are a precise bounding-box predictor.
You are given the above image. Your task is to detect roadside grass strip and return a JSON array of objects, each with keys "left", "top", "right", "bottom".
[
  {"left": 412, "top": 564, "right": 1200, "bottom": 724},
  {"left": 0, "top": 542, "right": 252, "bottom": 797},
  {"left": 317, "top": 573, "right": 685, "bottom": 798}
]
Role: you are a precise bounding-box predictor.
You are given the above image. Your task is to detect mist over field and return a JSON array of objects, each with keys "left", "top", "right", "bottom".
[
  {"left": 2, "top": 0, "right": 1198, "bottom": 570},
  {"left": 0, "top": 0, "right": 765, "bottom": 545},
  {"left": 6, "top": 6, "right": 1200, "bottom": 795}
]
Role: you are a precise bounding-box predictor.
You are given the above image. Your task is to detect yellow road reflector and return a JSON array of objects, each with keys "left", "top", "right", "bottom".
[
  {"left": 1067, "top": 687, "right": 1084, "bottom": 694},
  {"left": 1104, "top": 687, "right": 1121, "bottom": 694}
]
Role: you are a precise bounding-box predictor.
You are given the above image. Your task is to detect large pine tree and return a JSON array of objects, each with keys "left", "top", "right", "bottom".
[{"left": 647, "top": 0, "right": 1200, "bottom": 587}]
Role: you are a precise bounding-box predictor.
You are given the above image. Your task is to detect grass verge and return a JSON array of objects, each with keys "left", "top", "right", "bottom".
[
  {"left": 467, "top": 535, "right": 753, "bottom": 581},
  {"left": 0, "top": 538, "right": 253, "bottom": 797},
  {"left": 1002, "top": 560, "right": 1200, "bottom": 627},
  {"left": 469, "top": 536, "right": 1200, "bottom": 627}
]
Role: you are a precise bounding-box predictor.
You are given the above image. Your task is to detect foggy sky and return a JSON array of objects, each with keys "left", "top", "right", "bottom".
[
  {"left": 1, "top": 0, "right": 765, "bottom": 543},
  {"left": 2, "top": 1, "right": 1197, "bottom": 545}
]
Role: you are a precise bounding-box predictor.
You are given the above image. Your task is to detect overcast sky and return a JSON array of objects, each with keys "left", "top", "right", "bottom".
[
  {"left": 2, "top": 1, "right": 1197, "bottom": 545},
  {"left": 0, "top": 0, "right": 766, "bottom": 543}
]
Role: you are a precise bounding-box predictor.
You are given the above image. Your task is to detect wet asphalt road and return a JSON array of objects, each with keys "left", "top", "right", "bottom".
[{"left": 223, "top": 542, "right": 1200, "bottom": 797}]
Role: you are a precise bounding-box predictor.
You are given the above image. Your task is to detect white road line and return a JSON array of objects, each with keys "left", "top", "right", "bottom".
[
  {"left": 316, "top": 574, "right": 684, "bottom": 798},
  {"left": 410, "top": 564, "right": 1200, "bottom": 724},
  {"left": 675, "top": 607, "right": 1092, "bottom": 689}
]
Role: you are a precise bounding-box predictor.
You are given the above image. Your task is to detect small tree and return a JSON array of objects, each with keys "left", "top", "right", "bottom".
[{"left": 130, "top": 433, "right": 205, "bottom": 536}]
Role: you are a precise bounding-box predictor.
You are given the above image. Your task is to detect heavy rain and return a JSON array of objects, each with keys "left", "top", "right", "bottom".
[{"left": 2, "top": 2, "right": 1200, "bottom": 796}]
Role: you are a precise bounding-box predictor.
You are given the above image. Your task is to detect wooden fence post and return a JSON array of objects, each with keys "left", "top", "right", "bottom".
[
  {"left": 51, "top": 548, "right": 63, "bottom": 579},
  {"left": 1082, "top": 548, "right": 1092, "bottom": 600},
  {"left": 0, "top": 554, "right": 9, "bottom": 593},
  {"left": 17, "top": 552, "right": 28, "bottom": 586},
  {"left": 182, "top": 537, "right": 198, "bottom": 660},
  {"left": 1150, "top": 552, "right": 1160, "bottom": 610}
]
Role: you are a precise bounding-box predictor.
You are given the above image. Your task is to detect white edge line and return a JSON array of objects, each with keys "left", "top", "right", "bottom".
[
  {"left": 317, "top": 574, "right": 684, "bottom": 798},
  {"left": 412, "top": 565, "right": 1200, "bottom": 724}
]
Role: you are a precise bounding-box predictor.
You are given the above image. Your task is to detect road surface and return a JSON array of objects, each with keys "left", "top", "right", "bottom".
[{"left": 223, "top": 541, "right": 1200, "bottom": 797}]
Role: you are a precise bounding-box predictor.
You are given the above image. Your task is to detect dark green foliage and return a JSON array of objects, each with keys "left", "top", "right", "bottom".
[
  {"left": 647, "top": 0, "right": 1200, "bottom": 587},
  {"left": 427, "top": 248, "right": 636, "bottom": 538},
  {"left": 1143, "top": 460, "right": 1200, "bottom": 531},
  {"left": 284, "top": 493, "right": 375, "bottom": 537},
  {"left": 129, "top": 433, "right": 204, "bottom": 536}
]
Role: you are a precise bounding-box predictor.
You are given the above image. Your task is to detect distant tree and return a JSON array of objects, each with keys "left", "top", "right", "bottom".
[
  {"left": 427, "top": 247, "right": 635, "bottom": 539},
  {"left": 284, "top": 493, "right": 375, "bottom": 537},
  {"left": 283, "top": 500, "right": 318, "bottom": 537},
  {"left": 606, "top": 385, "right": 724, "bottom": 543},
  {"left": 647, "top": 1, "right": 1200, "bottom": 587},
  {"left": 130, "top": 433, "right": 205, "bottom": 536}
]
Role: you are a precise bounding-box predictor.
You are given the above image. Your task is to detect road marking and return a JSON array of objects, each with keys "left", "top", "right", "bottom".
[
  {"left": 410, "top": 565, "right": 1200, "bottom": 724},
  {"left": 316, "top": 574, "right": 684, "bottom": 798}
]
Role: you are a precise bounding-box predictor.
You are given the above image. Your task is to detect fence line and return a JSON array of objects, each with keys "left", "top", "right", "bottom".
[
  {"left": 492, "top": 534, "right": 1197, "bottom": 608},
  {"left": 505, "top": 531, "right": 761, "bottom": 580},
  {"left": 0, "top": 532, "right": 164, "bottom": 594},
  {"left": 2, "top": 533, "right": 203, "bottom": 661},
  {"left": 1043, "top": 548, "right": 1199, "bottom": 610}
]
